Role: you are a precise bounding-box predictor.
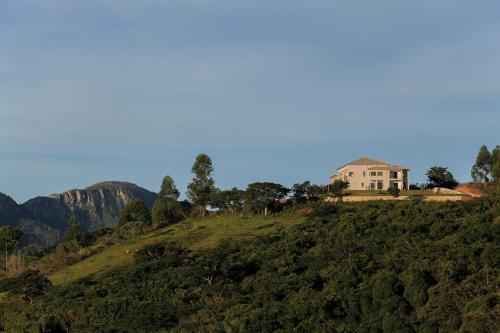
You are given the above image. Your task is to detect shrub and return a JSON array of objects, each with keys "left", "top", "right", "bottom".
[
  {"left": 0, "top": 270, "right": 51, "bottom": 303},
  {"left": 388, "top": 187, "right": 400, "bottom": 197},
  {"left": 114, "top": 222, "right": 146, "bottom": 240}
]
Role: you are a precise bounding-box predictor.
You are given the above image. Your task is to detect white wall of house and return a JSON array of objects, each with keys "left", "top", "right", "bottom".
[{"left": 330, "top": 164, "right": 409, "bottom": 190}]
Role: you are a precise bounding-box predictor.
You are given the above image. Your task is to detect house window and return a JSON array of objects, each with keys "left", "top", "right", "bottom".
[
  {"left": 377, "top": 181, "right": 383, "bottom": 190},
  {"left": 370, "top": 171, "right": 377, "bottom": 176},
  {"left": 349, "top": 172, "right": 354, "bottom": 177},
  {"left": 377, "top": 172, "right": 383, "bottom": 176},
  {"left": 370, "top": 182, "right": 376, "bottom": 189},
  {"left": 363, "top": 171, "right": 366, "bottom": 176},
  {"left": 361, "top": 183, "right": 364, "bottom": 188}
]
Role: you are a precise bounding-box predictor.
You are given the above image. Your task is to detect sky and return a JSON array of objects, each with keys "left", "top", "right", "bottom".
[{"left": 1, "top": 0, "right": 499, "bottom": 203}]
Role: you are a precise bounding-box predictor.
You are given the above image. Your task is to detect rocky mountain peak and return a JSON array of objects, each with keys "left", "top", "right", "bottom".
[{"left": 0, "top": 181, "right": 158, "bottom": 248}]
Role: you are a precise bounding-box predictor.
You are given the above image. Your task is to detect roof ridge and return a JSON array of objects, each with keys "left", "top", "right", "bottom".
[{"left": 337, "top": 157, "right": 389, "bottom": 169}]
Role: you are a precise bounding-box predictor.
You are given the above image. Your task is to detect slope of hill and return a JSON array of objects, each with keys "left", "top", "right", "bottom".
[
  {"left": 0, "top": 181, "right": 157, "bottom": 248},
  {"left": 0, "top": 198, "right": 498, "bottom": 332},
  {"left": 49, "top": 214, "right": 305, "bottom": 285}
]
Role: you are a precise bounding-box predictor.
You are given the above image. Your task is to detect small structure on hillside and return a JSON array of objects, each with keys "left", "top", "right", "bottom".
[{"left": 330, "top": 157, "right": 410, "bottom": 191}]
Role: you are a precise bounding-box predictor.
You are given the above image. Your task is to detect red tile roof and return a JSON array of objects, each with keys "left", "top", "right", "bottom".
[{"left": 336, "top": 157, "right": 409, "bottom": 171}]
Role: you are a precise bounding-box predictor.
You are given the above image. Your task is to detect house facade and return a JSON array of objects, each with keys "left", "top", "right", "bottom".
[{"left": 330, "top": 157, "right": 410, "bottom": 190}]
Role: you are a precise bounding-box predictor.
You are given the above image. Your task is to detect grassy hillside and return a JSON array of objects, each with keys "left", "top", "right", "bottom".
[
  {"left": 49, "top": 213, "right": 306, "bottom": 285},
  {"left": 1, "top": 198, "right": 498, "bottom": 332}
]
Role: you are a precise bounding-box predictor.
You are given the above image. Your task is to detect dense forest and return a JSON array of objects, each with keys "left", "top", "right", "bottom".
[{"left": 0, "top": 197, "right": 498, "bottom": 332}]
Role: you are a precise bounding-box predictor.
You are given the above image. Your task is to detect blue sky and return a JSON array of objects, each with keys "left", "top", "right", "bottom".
[{"left": 1, "top": 0, "right": 499, "bottom": 203}]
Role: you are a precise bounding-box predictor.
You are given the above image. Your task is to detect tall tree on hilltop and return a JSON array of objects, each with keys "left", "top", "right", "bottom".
[
  {"left": 158, "top": 175, "right": 180, "bottom": 201},
  {"left": 153, "top": 176, "right": 184, "bottom": 227},
  {"left": 0, "top": 226, "right": 22, "bottom": 271},
  {"left": 245, "top": 182, "right": 289, "bottom": 216},
  {"left": 471, "top": 145, "right": 492, "bottom": 185},
  {"left": 187, "top": 154, "right": 215, "bottom": 217}
]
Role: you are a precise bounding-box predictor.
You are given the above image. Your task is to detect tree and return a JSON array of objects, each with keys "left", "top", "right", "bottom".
[
  {"left": 306, "top": 184, "right": 327, "bottom": 202},
  {"left": 118, "top": 199, "right": 151, "bottom": 227},
  {"left": 0, "top": 226, "right": 22, "bottom": 271},
  {"left": 152, "top": 199, "right": 184, "bottom": 227},
  {"left": 158, "top": 175, "right": 180, "bottom": 201},
  {"left": 153, "top": 176, "right": 184, "bottom": 227},
  {"left": 328, "top": 180, "right": 349, "bottom": 202},
  {"left": 490, "top": 145, "right": 500, "bottom": 185},
  {"left": 292, "top": 181, "right": 326, "bottom": 204},
  {"left": 187, "top": 154, "right": 215, "bottom": 217},
  {"left": 471, "top": 145, "right": 492, "bottom": 184},
  {"left": 245, "top": 182, "right": 290, "bottom": 215},
  {"left": 292, "top": 181, "right": 310, "bottom": 204},
  {"left": 63, "top": 213, "right": 83, "bottom": 242},
  {"left": 210, "top": 188, "right": 245, "bottom": 214},
  {"left": 426, "top": 166, "right": 459, "bottom": 189}
]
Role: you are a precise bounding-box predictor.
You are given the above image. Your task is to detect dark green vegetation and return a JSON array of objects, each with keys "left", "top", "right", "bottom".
[
  {"left": 387, "top": 187, "right": 401, "bottom": 198},
  {"left": 328, "top": 180, "right": 350, "bottom": 200},
  {"left": 426, "top": 166, "right": 459, "bottom": 189},
  {"left": 117, "top": 199, "right": 152, "bottom": 227},
  {"left": 0, "top": 226, "right": 22, "bottom": 271},
  {"left": 471, "top": 145, "right": 500, "bottom": 188},
  {"left": 245, "top": 182, "right": 289, "bottom": 215},
  {"left": 152, "top": 175, "right": 186, "bottom": 227},
  {"left": 0, "top": 198, "right": 498, "bottom": 332},
  {"left": 187, "top": 154, "right": 216, "bottom": 218}
]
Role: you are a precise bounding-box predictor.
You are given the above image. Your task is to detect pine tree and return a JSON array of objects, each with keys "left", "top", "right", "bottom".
[
  {"left": 158, "top": 176, "right": 180, "bottom": 201},
  {"left": 63, "top": 213, "right": 82, "bottom": 242},
  {"left": 187, "top": 154, "right": 215, "bottom": 217},
  {"left": 153, "top": 176, "right": 183, "bottom": 227}
]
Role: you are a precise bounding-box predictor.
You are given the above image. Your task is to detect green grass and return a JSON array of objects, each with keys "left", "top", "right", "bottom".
[{"left": 48, "top": 214, "right": 305, "bottom": 286}]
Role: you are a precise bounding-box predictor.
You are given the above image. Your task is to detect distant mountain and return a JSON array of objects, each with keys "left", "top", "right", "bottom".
[
  {"left": 0, "top": 181, "right": 157, "bottom": 248},
  {"left": 0, "top": 193, "right": 22, "bottom": 227}
]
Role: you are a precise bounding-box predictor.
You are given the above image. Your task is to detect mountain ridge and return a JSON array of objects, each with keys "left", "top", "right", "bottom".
[{"left": 0, "top": 181, "right": 158, "bottom": 248}]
